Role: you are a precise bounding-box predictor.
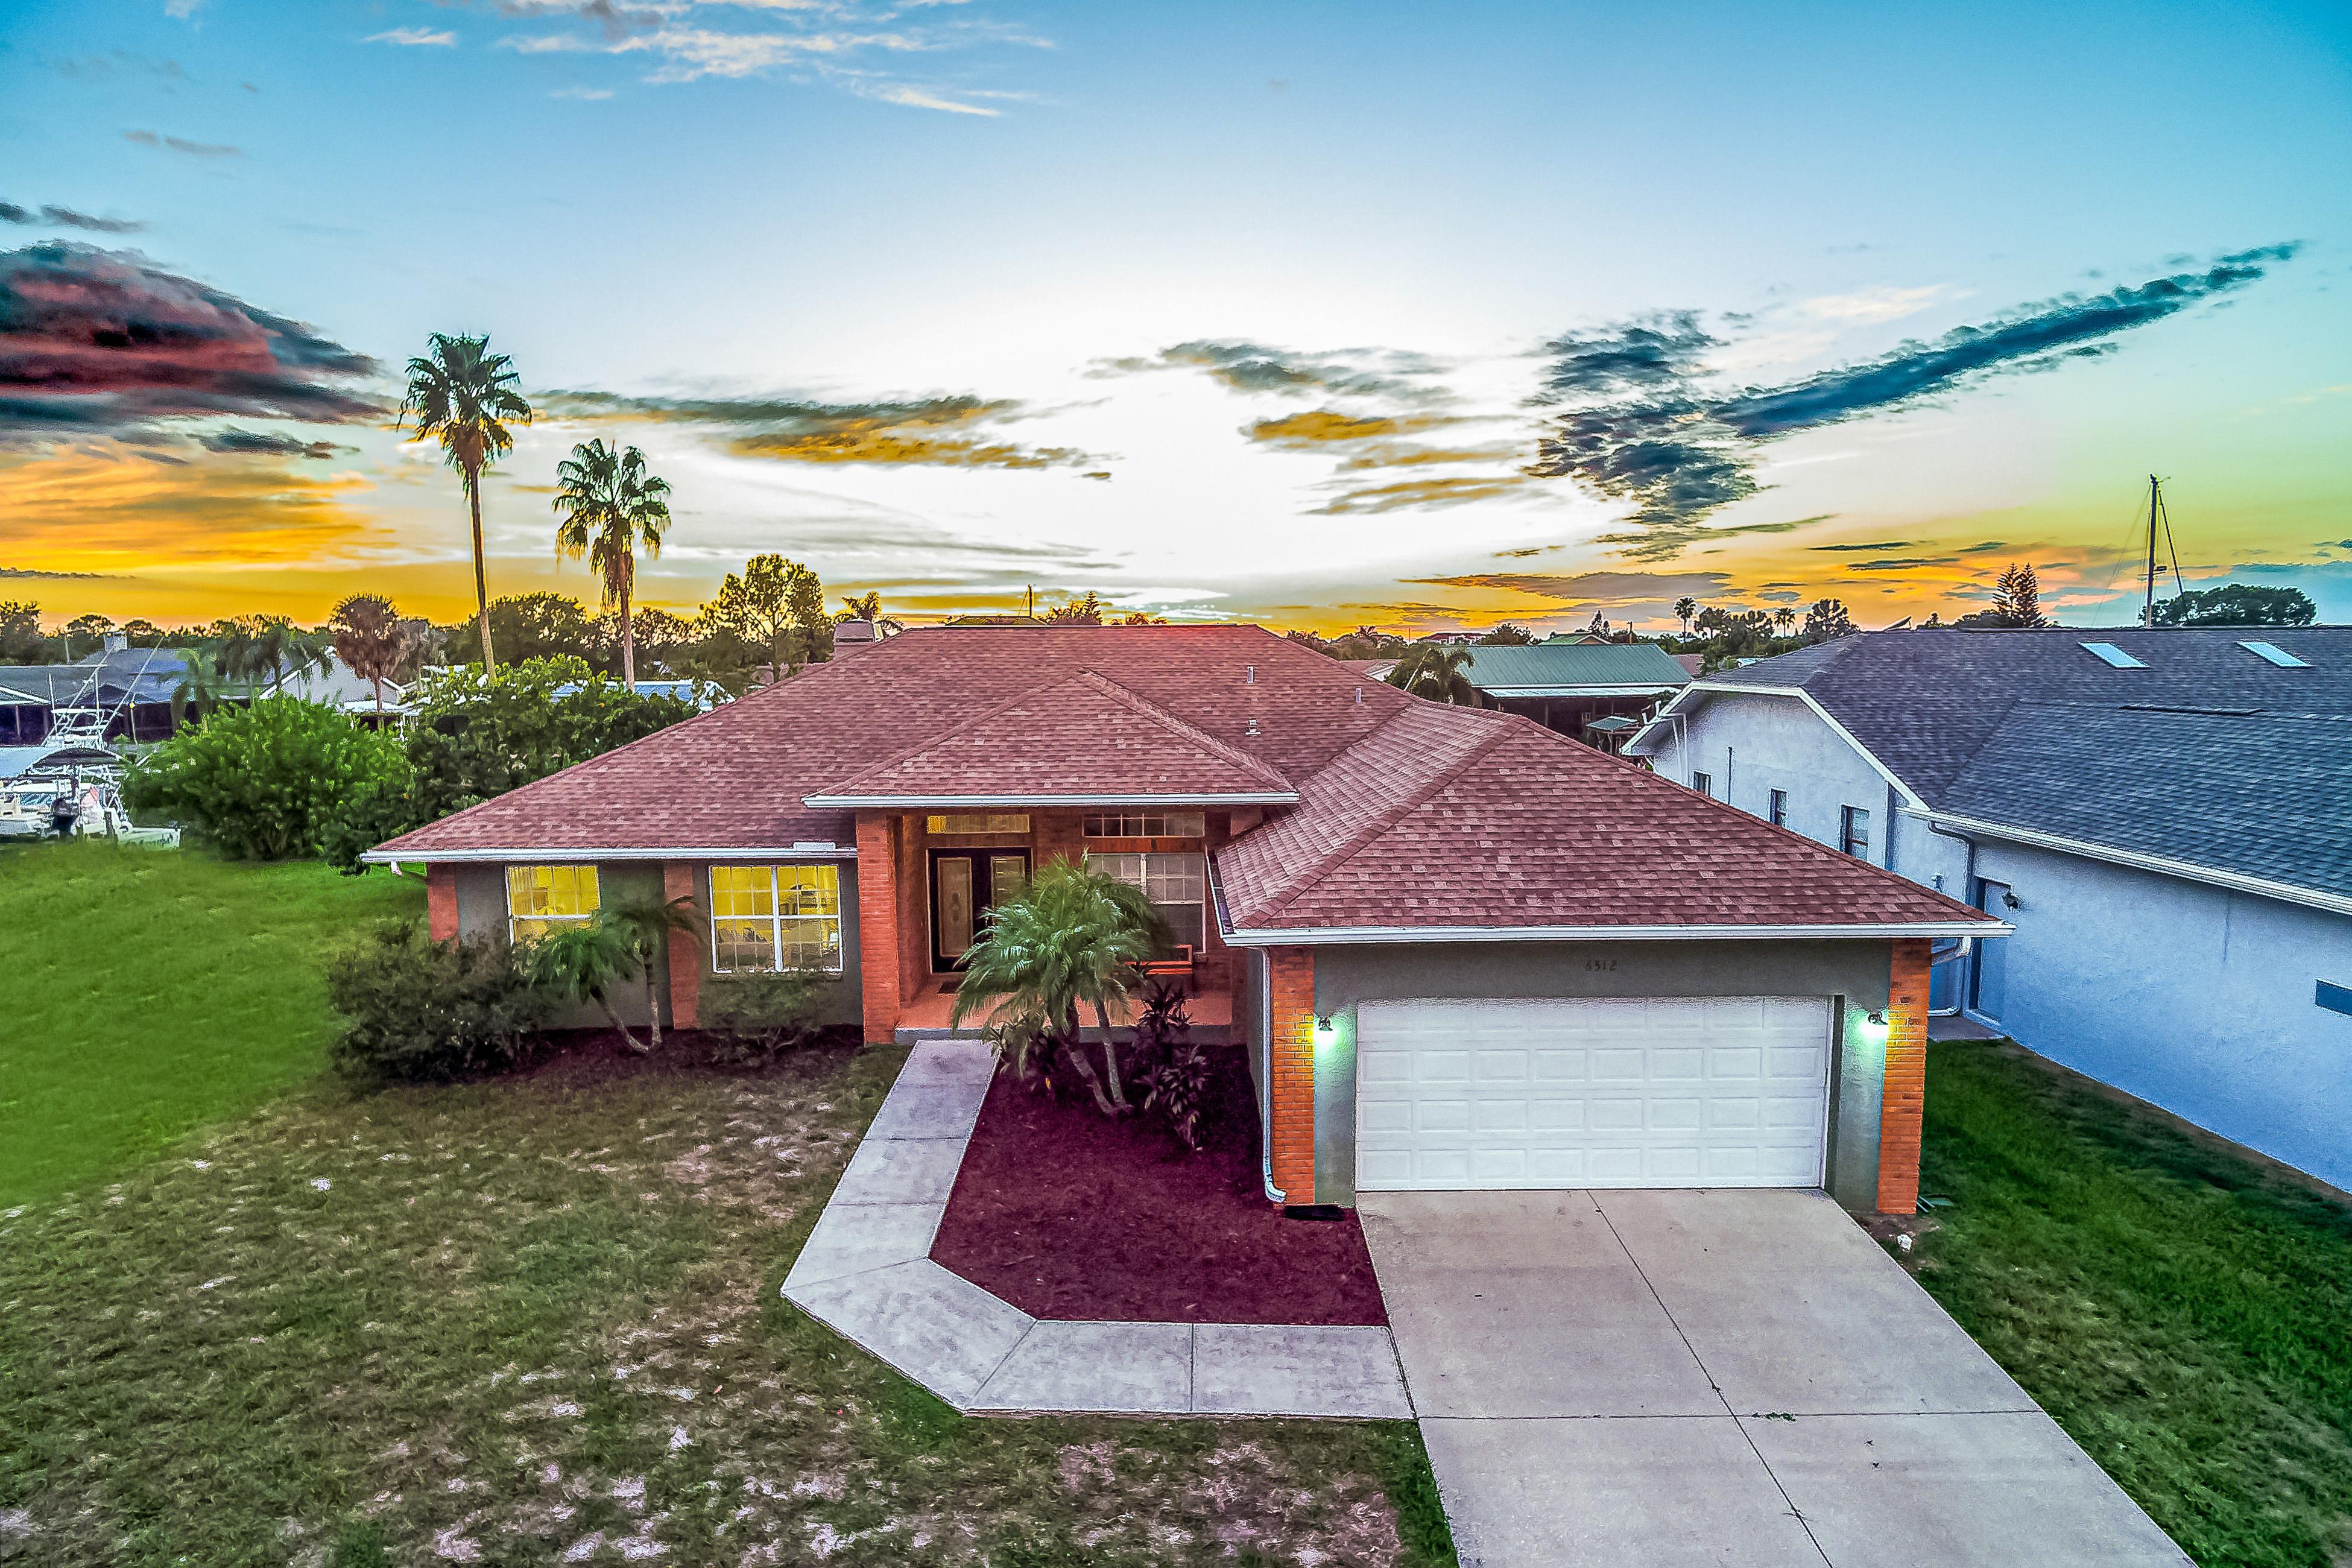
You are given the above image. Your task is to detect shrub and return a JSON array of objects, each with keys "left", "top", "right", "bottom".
[
  {"left": 125, "top": 697, "right": 413, "bottom": 861},
  {"left": 326, "top": 922, "right": 551, "bottom": 1083},
  {"left": 700, "top": 969, "right": 829, "bottom": 1064},
  {"left": 1130, "top": 982, "right": 1213, "bottom": 1150}
]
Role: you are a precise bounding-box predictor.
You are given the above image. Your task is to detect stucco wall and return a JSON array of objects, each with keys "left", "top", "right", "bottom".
[
  {"left": 1959, "top": 839, "right": 2352, "bottom": 1192},
  {"left": 450, "top": 858, "right": 865, "bottom": 1029},
  {"left": 1307, "top": 940, "right": 1896, "bottom": 1210},
  {"left": 1651, "top": 689, "right": 2352, "bottom": 1193}
]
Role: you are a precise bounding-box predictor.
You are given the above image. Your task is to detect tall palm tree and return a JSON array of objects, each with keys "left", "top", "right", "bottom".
[
  {"left": 1674, "top": 596, "right": 1698, "bottom": 636},
  {"left": 950, "top": 861, "right": 1165, "bottom": 1117},
  {"left": 551, "top": 438, "right": 673, "bottom": 686},
  {"left": 1385, "top": 642, "right": 1478, "bottom": 706},
  {"left": 1772, "top": 606, "right": 1797, "bottom": 634},
  {"left": 400, "top": 333, "right": 533, "bottom": 671}
]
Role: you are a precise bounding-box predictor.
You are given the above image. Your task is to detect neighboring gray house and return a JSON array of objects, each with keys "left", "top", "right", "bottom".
[{"left": 1626, "top": 627, "right": 2352, "bottom": 1192}]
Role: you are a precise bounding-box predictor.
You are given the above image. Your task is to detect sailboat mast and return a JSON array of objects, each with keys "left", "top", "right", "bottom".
[{"left": 2143, "top": 474, "right": 2161, "bottom": 627}]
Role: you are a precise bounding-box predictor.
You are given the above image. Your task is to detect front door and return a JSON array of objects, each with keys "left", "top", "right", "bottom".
[
  {"left": 930, "top": 849, "right": 1029, "bottom": 971},
  {"left": 1971, "top": 880, "right": 2011, "bottom": 1022}
]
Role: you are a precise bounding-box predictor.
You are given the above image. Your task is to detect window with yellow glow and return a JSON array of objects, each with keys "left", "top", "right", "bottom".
[
  {"left": 710, "top": 864, "right": 844, "bottom": 973},
  {"left": 925, "top": 813, "right": 1030, "bottom": 835},
  {"left": 507, "top": 864, "right": 601, "bottom": 943}
]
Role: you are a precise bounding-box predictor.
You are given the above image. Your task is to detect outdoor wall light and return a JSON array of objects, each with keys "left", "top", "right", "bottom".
[
  {"left": 1312, "top": 1016, "right": 1338, "bottom": 1051},
  {"left": 1867, "top": 1010, "right": 1888, "bottom": 1026}
]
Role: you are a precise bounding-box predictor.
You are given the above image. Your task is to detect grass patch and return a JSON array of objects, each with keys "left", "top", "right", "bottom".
[
  {"left": 0, "top": 841, "right": 422, "bottom": 1204},
  {"left": 1, "top": 1040, "right": 1454, "bottom": 1566},
  {"left": 1907, "top": 1040, "right": 2352, "bottom": 1568}
]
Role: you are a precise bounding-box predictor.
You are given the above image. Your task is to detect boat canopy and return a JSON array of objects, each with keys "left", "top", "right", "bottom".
[{"left": 0, "top": 742, "right": 121, "bottom": 780}]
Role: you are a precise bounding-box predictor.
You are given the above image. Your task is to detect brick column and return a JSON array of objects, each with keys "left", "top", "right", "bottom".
[
  {"left": 663, "top": 861, "right": 702, "bottom": 1030},
  {"left": 1032, "top": 809, "right": 1085, "bottom": 869},
  {"left": 855, "top": 812, "right": 903, "bottom": 1045},
  {"left": 1876, "top": 937, "right": 1931, "bottom": 1214},
  {"left": 1266, "top": 946, "right": 1318, "bottom": 1205},
  {"left": 426, "top": 863, "right": 459, "bottom": 941}
]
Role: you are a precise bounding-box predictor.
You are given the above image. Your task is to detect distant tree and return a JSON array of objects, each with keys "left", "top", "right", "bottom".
[
  {"left": 1991, "top": 563, "right": 2050, "bottom": 628},
  {"left": 63, "top": 613, "right": 114, "bottom": 658},
  {"left": 2151, "top": 583, "right": 2318, "bottom": 628},
  {"left": 1116, "top": 610, "right": 1170, "bottom": 625},
  {"left": 1478, "top": 622, "right": 1537, "bottom": 645},
  {"left": 0, "top": 602, "right": 46, "bottom": 665},
  {"left": 399, "top": 657, "right": 697, "bottom": 823},
  {"left": 1803, "top": 599, "right": 1856, "bottom": 642},
  {"left": 1772, "top": 606, "right": 1797, "bottom": 634},
  {"left": 840, "top": 590, "right": 884, "bottom": 622},
  {"left": 487, "top": 593, "right": 601, "bottom": 666},
  {"left": 703, "top": 555, "right": 823, "bottom": 674},
  {"left": 1043, "top": 590, "right": 1107, "bottom": 625},
  {"left": 400, "top": 332, "right": 533, "bottom": 671},
  {"left": 119, "top": 618, "right": 168, "bottom": 647},
  {"left": 217, "top": 615, "right": 330, "bottom": 691},
  {"left": 1386, "top": 643, "right": 1479, "bottom": 706},
  {"left": 552, "top": 439, "right": 674, "bottom": 688},
  {"left": 327, "top": 593, "right": 416, "bottom": 713},
  {"left": 622, "top": 607, "right": 695, "bottom": 671},
  {"left": 1674, "top": 597, "right": 1698, "bottom": 636}
]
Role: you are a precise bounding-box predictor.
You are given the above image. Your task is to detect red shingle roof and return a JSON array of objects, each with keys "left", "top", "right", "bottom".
[
  {"left": 1213, "top": 701, "right": 1997, "bottom": 935},
  {"left": 370, "top": 622, "right": 2000, "bottom": 937},
  {"left": 806, "top": 670, "right": 1297, "bottom": 805}
]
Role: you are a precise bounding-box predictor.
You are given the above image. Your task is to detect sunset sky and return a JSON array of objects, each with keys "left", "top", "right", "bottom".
[{"left": 3, "top": 0, "right": 2348, "bottom": 634}]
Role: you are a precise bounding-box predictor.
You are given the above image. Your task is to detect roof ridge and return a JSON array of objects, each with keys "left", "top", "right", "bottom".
[
  {"left": 1069, "top": 668, "right": 1295, "bottom": 790},
  {"left": 1251, "top": 706, "right": 1516, "bottom": 920}
]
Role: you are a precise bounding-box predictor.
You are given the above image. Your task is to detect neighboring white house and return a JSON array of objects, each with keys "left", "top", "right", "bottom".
[{"left": 1626, "top": 626, "right": 2352, "bottom": 1193}]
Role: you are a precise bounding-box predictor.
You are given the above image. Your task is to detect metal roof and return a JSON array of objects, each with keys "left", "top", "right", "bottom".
[{"left": 1459, "top": 643, "right": 1691, "bottom": 694}]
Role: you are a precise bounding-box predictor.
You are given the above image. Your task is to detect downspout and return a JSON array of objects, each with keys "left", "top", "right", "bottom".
[
  {"left": 1257, "top": 950, "right": 1286, "bottom": 1203},
  {"left": 1921, "top": 815, "right": 1979, "bottom": 1017}
]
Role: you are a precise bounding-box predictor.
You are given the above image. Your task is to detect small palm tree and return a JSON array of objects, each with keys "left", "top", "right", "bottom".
[
  {"left": 841, "top": 590, "right": 883, "bottom": 622},
  {"left": 601, "top": 893, "right": 698, "bottom": 1052},
  {"left": 950, "top": 861, "right": 1166, "bottom": 1117},
  {"left": 1675, "top": 596, "right": 1698, "bottom": 636},
  {"left": 327, "top": 594, "right": 415, "bottom": 713},
  {"left": 400, "top": 333, "right": 533, "bottom": 671},
  {"left": 1385, "top": 642, "right": 1478, "bottom": 706},
  {"left": 552, "top": 439, "right": 673, "bottom": 687},
  {"left": 524, "top": 894, "right": 696, "bottom": 1054}
]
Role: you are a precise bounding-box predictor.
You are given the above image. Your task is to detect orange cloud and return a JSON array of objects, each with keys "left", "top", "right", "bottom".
[{"left": 0, "top": 447, "right": 387, "bottom": 571}]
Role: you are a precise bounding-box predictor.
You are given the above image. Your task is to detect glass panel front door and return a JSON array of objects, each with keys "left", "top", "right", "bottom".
[{"left": 931, "top": 849, "right": 1030, "bottom": 970}]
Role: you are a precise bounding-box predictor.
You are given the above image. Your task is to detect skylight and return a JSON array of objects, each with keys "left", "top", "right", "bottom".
[
  {"left": 2239, "top": 640, "right": 2310, "bottom": 668},
  {"left": 2079, "top": 642, "right": 2148, "bottom": 669}
]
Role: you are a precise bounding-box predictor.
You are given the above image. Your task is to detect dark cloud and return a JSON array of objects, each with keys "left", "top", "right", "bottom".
[
  {"left": 0, "top": 565, "right": 113, "bottom": 579},
  {"left": 1406, "top": 569, "right": 1736, "bottom": 604},
  {"left": 123, "top": 131, "right": 243, "bottom": 157},
  {"left": 1093, "top": 340, "right": 1449, "bottom": 403},
  {"left": 0, "top": 242, "right": 384, "bottom": 447},
  {"left": 198, "top": 428, "right": 355, "bottom": 459},
  {"left": 0, "top": 203, "right": 145, "bottom": 234},
  {"left": 1845, "top": 556, "right": 1959, "bottom": 571},
  {"left": 539, "top": 389, "right": 1098, "bottom": 470},
  {"left": 1528, "top": 245, "right": 2298, "bottom": 557},
  {"left": 1591, "top": 514, "right": 1832, "bottom": 561},
  {"left": 1810, "top": 539, "right": 1915, "bottom": 552}
]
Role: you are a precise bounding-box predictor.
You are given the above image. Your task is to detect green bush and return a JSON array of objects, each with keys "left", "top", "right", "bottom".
[
  {"left": 700, "top": 969, "right": 829, "bottom": 1064},
  {"left": 403, "top": 657, "right": 698, "bottom": 822},
  {"left": 325, "top": 922, "right": 551, "bottom": 1083},
  {"left": 124, "top": 697, "right": 412, "bottom": 861}
]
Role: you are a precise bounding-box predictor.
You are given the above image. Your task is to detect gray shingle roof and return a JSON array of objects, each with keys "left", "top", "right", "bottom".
[
  {"left": 1671, "top": 627, "right": 2352, "bottom": 899},
  {"left": 1459, "top": 643, "right": 1690, "bottom": 693}
]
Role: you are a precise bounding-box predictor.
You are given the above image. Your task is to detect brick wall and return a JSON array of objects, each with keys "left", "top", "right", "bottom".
[
  {"left": 1032, "top": 809, "right": 1085, "bottom": 870},
  {"left": 1876, "top": 937, "right": 1930, "bottom": 1214},
  {"left": 1266, "top": 946, "right": 1317, "bottom": 1204},
  {"left": 855, "top": 812, "right": 902, "bottom": 1043},
  {"left": 426, "top": 864, "right": 459, "bottom": 941},
  {"left": 663, "top": 861, "right": 701, "bottom": 1030}
]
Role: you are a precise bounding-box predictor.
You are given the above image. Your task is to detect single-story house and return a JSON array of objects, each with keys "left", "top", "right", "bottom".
[
  {"left": 1458, "top": 642, "right": 1690, "bottom": 744},
  {"left": 368, "top": 625, "right": 2003, "bottom": 1215},
  {"left": 1626, "top": 627, "right": 2352, "bottom": 1192},
  {"left": 0, "top": 645, "right": 187, "bottom": 744}
]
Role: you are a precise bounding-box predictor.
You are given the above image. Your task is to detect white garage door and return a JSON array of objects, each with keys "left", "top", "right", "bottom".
[{"left": 1355, "top": 996, "right": 1832, "bottom": 1190}]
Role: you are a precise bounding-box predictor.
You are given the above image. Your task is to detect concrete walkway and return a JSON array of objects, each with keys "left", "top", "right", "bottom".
[
  {"left": 782, "top": 1038, "right": 1412, "bottom": 1418},
  {"left": 1361, "top": 1189, "right": 2191, "bottom": 1568}
]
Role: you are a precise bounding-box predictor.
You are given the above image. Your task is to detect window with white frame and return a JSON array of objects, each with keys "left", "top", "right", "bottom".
[
  {"left": 1086, "top": 850, "right": 1207, "bottom": 950},
  {"left": 1690, "top": 771, "right": 1712, "bottom": 798},
  {"left": 507, "top": 864, "right": 600, "bottom": 943},
  {"left": 1768, "top": 788, "right": 1788, "bottom": 827},
  {"left": 709, "top": 864, "right": 844, "bottom": 973},
  {"left": 1083, "top": 810, "right": 1206, "bottom": 838},
  {"left": 1841, "top": 805, "right": 1871, "bottom": 858}
]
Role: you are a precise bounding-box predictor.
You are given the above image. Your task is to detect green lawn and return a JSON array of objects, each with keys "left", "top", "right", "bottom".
[
  {"left": 0, "top": 841, "right": 423, "bottom": 1204},
  {"left": 1, "top": 1042, "right": 1454, "bottom": 1567},
  {"left": 1908, "top": 1040, "right": 2352, "bottom": 1568}
]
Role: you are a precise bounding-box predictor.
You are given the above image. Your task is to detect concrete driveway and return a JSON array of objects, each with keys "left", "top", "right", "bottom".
[{"left": 1359, "top": 1189, "right": 2191, "bottom": 1568}]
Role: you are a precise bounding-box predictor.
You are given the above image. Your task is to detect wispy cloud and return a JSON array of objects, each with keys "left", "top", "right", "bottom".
[
  {"left": 1309, "top": 475, "right": 1528, "bottom": 515},
  {"left": 0, "top": 243, "right": 384, "bottom": 447},
  {"left": 0, "top": 203, "right": 145, "bottom": 234},
  {"left": 549, "top": 84, "right": 615, "bottom": 99},
  {"left": 1526, "top": 245, "right": 2298, "bottom": 559},
  {"left": 123, "top": 130, "right": 242, "bottom": 157},
  {"left": 1095, "top": 340, "right": 1451, "bottom": 402},
  {"left": 538, "top": 388, "right": 1098, "bottom": 470},
  {"left": 366, "top": 27, "right": 458, "bottom": 46},
  {"left": 198, "top": 429, "right": 357, "bottom": 460}
]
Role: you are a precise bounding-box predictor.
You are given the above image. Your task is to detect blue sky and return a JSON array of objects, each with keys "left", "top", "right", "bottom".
[{"left": 3, "top": 0, "right": 2348, "bottom": 629}]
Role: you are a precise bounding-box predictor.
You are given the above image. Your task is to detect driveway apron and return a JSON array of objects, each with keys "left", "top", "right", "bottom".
[{"left": 1359, "top": 1189, "right": 2190, "bottom": 1568}]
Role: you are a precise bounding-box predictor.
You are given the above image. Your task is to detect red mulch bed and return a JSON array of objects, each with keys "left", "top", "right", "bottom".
[{"left": 930, "top": 1045, "right": 1388, "bottom": 1325}]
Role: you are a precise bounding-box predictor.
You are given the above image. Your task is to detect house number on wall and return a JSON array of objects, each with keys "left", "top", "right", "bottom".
[{"left": 1585, "top": 958, "right": 1619, "bottom": 973}]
